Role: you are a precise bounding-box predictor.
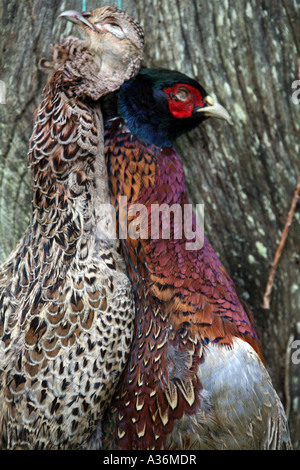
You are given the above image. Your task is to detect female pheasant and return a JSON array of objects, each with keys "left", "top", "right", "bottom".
[
  {"left": 0, "top": 7, "right": 144, "bottom": 449},
  {"left": 101, "top": 67, "right": 291, "bottom": 450}
]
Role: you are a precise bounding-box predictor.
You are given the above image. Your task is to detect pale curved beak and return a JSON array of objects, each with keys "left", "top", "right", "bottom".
[
  {"left": 59, "top": 10, "right": 96, "bottom": 31},
  {"left": 197, "top": 95, "right": 233, "bottom": 125}
]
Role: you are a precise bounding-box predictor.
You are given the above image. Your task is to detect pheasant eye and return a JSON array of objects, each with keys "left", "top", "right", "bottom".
[
  {"left": 163, "top": 84, "right": 202, "bottom": 119},
  {"left": 100, "top": 21, "right": 125, "bottom": 39},
  {"left": 174, "top": 88, "right": 189, "bottom": 101}
]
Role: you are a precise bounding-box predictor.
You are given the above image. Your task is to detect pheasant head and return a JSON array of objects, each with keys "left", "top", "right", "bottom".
[
  {"left": 112, "top": 67, "right": 231, "bottom": 147},
  {"left": 59, "top": 7, "right": 144, "bottom": 93}
]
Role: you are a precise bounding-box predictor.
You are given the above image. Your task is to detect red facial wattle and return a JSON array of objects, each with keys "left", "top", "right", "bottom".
[{"left": 163, "top": 83, "right": 204, "bottom": 119}]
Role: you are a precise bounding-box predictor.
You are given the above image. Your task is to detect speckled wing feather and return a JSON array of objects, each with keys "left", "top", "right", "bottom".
[
  {"left": 0, "top": 37, "right": 135, "bottom": 449},
  {"left": 101, "top": 117, "right": 291, "bottom": 450}
]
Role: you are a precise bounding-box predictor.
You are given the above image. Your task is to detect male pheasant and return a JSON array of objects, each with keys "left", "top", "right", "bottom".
[
  {"left": 101, "top": 67, "right": 291, "bottom": 450},
  {"left": 0, "top": 7, "right": 144, "bottom": 449}
]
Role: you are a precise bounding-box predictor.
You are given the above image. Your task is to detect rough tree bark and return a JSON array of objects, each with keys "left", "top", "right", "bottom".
[{"left": 0, "top": 0, "right": 299, "bottom": 448}]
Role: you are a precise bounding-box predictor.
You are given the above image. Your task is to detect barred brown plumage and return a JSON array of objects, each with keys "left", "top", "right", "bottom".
[{"left": 0, "top": 6, "right": 143, "bottom": 449}]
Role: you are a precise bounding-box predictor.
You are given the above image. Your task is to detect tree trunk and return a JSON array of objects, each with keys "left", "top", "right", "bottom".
[{"left": 0, "top": 0, "right": 299, "bottom": 448}]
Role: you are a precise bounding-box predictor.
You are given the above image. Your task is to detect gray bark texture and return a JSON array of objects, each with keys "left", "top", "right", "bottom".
[{"left": 0, "top": 0, "right": 299, "bottom": 448}]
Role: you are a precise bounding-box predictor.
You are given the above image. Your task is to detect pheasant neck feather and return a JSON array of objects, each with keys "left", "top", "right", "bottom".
[
  {"left": 42, "top": 37, "right": 130, "bottom": 100},
  {"left": 28, "top": 37, "right": 113, "bottom": 258},
  {"left": 103, "top": 118, "right": 263, "bottom": 450}
]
